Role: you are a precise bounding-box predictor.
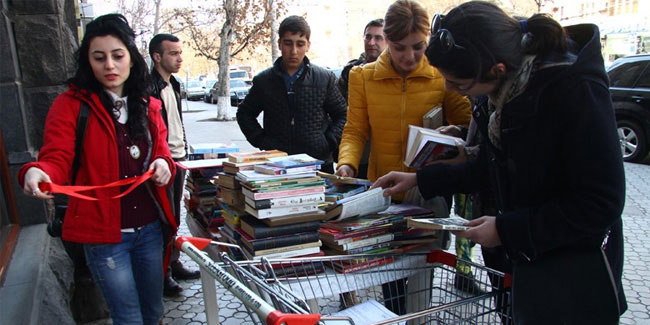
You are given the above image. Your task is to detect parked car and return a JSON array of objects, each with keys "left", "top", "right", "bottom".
[
  {"left": 607, "top": 54, "right": 650, "bottom": 162},
  {"left": 185, "top": 80, "right": 206, "bottom": 101},
  {"left": 203, "top": 79, "right": 218, "bottom": 103},
  {"left": 209, "top": 79, "right": 251, "bottom": 106}
]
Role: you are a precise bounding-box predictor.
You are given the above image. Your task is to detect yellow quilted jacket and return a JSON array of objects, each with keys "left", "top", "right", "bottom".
[{"left": 338, "top": 51, "right": 471, "bottom": 198}]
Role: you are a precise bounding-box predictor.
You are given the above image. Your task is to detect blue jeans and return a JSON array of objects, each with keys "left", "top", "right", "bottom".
[{"left": 84, "top": 220, "right": 164, "bottom": 325}]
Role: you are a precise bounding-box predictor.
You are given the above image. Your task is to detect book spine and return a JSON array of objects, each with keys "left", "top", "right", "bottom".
[
  {"left": 244, "top": 220, "right": 321, "bottom": 239},
  {"left": 249, "top": 186, "right": 325, "bottom": 200},
  {"left": 251, "top": 193, "right": 325, "bottom": 209},
  {"left": 249, "top": 232, "right": 320, "bottom": 251},
  {"left": 412, "top": 142, "right": 436, "bottom": 168},
  {"left": 340, "top": 241, "right": 392, "bottom": 254},
  {"left": 246, "top": 246, "right": 321, "bottom": 260}
]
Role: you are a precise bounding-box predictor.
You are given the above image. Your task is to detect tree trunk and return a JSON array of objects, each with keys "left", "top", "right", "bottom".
[
  {"left": 153, "top": 0, "right": 161, "bottom": 35},
  {"left": 217, "top": 0, "right": 234, "bottom": 120},
  {"left": 270, "top": 0, "right": 279, "bottom": 62}
]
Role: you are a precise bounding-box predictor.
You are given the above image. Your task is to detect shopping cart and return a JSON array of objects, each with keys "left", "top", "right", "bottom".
[{"left": 176, "top": 236, "right": 512, "bottom": 325}]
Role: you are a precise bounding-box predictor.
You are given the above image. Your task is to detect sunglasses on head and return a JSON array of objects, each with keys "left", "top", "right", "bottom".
[{"left": 430, "top": 13, "right": 465, "bottom": 54}]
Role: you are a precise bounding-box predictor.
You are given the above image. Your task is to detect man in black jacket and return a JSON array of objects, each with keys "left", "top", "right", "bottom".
[
  {"left": 149, "top": 34, "right": 199, "bottom": 297},
  {"left": 236, "top": 16, "right": 347, "bottom": 173}
]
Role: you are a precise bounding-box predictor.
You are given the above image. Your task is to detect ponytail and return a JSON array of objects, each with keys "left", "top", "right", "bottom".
[{"left": 523, "top": 14, "right": 567, "bottom": 56}]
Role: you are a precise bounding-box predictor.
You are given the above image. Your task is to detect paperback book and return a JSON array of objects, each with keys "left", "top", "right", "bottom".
[{"left": 404, "top": 125, "right": 466, "bottom": 168}]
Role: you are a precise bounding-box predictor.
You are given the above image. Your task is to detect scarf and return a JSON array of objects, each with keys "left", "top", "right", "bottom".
[{"left": 487, "top": 55, "right": 536, "bottom": 150}]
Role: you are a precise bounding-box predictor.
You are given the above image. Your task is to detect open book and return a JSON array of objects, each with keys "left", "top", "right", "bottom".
[
  {"left": 404, "top": 125, "right": 466, "bottom": 168},
  {"left": 327, "top": 187, "right": 391, "bottom": 221},
  {"left": 423, "top": 105, "right": 443, "bottom": 130}
]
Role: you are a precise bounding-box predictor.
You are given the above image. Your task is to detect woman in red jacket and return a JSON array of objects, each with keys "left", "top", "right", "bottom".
[{"left": 19, "top": 14, "right": 175, "bottom": 325}]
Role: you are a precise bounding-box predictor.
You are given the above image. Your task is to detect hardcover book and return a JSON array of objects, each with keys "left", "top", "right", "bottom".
[
  {"left": 317, "top": 171, "right": 373, "bottom": 186},
  {"left": 326, "top": 187, "right": 391, "bottom": 221},
  {"left": 422, "top": 105, "right": 443, "bottom": 130},
  {"left": 267, "top": 153, "right": 324, "bottom": 168},
  {"left": 238, "top": 230, "right": 320, "bottom": 251},
  {"left": 239, "top": 215, "right": 321, "bottom": 239},
  {"left": 245, "top": 192, "right": 325, "bottom": 210},
  {"left": 254, "top": 164, "right": 319, "bottom": 175},
  {"left": 241, "top": 185, "right": 325, "bottom": 201},
  {"left": 260, "top": 210, "right": 328, "bottom": 227},
  {"left": 242, "top": 244, "right": 321, "bottom": 260}
]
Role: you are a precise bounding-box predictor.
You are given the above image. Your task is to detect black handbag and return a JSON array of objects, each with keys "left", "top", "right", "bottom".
[{"left": 46, "top": 102, "right": 90, "bottom": 237}]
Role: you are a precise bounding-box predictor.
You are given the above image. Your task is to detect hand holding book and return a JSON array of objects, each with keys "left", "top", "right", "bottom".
[{"left": 370, "top": 171, "right": 417, "bottom": 198}]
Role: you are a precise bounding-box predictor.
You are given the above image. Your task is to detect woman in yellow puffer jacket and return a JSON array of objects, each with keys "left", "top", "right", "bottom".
[{"left": 336, "top": 0, "right": 471, "bottom": 202}]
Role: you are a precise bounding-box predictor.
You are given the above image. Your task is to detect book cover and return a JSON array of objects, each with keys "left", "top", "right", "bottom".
[
  {"left": 328, "top": 233, "right": 394, "bottom": 251},
  {"left": 331, "top": 256, "right": 394, "bottom": 274},
  {"left": 267, "top": 153, "right": 324, "bottom": 168},
  {"left": 243, "top": 176, "right": 322, "bottom": 189},
  {"left": 241, "top": 185, "right": 325, "bottom": 200},
  {"left": 240, "top": 215, "right": 321, "bottom": 239},
  {"left": 244, "top": 202, "right": 320, "bottom": 219},
  {"left": 327, "top": 187, "right": 391, "bottom": 221},
  {"left": 322, "top": 214, "right": 406, "bottom": 232},
  {"left": 227, "top": 150, "right": 287, "bottom": 163},
  {"left": 254, "top": 164, "right": 319, "bottom": 175},
  {"left": 324, "top": 241, "right": 392, "bottom": 255},
  {"left": 242, "top": 181, "right": 326, "bottom": 193},
  {"left": 406, "top": 216, "right": 471, "bottom": 231},
  {"left": 245, "top": 192, "right": 325, "bottom": 210},
  {"left": 239, "top": 230, "right": 320, "bottom": 251},
  {"left": 260, "top": 210, "right": 328, "bottom": 227},
  {"left": 177, "top": 158, "right": 226, "bottom": 170},
  {"left": 236, "top": 170, "right": 318, "bottom": 183}
]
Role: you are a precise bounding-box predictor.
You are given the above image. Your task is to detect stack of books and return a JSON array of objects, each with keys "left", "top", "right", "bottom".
[
  {"left": 183, "top": 164, "right": 223, "bottom": 231},
  {"left": 237, "top": 154, "right": 327, "bottom": 220},
  {"left": 218, "top": 150, "right": 289, "bottom": 208},
  {"left": 319, "top": 204, "right": 435, "bottom": 273},
  {"left": 237, "top": 215, "right": 325, "bottom": 261},
  {"left": 218, "top": 202, "right": 247, "bottom": 260}
]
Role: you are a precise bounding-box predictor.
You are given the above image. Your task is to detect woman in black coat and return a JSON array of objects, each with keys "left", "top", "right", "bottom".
[{"left": 373, "top": 2, "right": 626, "bottom": 323}]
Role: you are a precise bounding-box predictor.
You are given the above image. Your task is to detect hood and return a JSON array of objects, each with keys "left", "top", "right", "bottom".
[{"left": 545, "top": 24, "right": 608, "bottom": 87}]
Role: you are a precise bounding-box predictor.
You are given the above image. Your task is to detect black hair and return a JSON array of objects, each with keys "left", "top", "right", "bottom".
[
  {"left": 149, "top": 34, "right": 180, "bottom": 58},
  {"left": 425, "top": 1, "right": 567, "bottom": 82},
  {"left": 279, "top": 15, "right": 311, "bottom": 40},
  {"left": 68, "top": 13, "right": 150, "bottom": 140},
  {"left": 364, "top": 18, "right": 384, "bottom": 34}
]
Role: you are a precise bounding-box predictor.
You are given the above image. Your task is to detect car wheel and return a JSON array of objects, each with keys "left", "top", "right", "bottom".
[{"left": 617, "top": 119, "right": 648, "bottom": 162}]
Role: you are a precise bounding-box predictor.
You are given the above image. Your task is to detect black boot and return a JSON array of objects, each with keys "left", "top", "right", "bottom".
[
  {"left": 164, "top": 274, "right": 182, "bottom": 297},
  {"left": 171, "top": 261, "right": 200, "bottom": 280},
  {"left": 454, "top": 273, "right": 487, "bottom": 295}
]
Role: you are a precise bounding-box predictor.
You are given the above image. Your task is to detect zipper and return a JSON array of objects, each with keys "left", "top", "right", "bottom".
[{"left": 401, "top": 77, "right": 407, "bottom": 169}]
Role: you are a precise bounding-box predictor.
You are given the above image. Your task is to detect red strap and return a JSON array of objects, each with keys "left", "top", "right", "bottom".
[{"left": 39, "top": 169, "right": 154, "bottom": 201}]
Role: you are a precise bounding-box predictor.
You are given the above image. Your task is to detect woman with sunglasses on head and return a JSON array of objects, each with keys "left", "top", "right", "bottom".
[
  {"left": 373, "top": 1, "right": 626, "bottom": 323},
  {"left": 19, "top": 14, "right": 176, "bottom": 325}
]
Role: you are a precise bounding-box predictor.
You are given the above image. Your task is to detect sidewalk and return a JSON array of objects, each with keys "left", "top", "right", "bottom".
[{"left": 164, "top": 101, "right": 648, "bottom": 324}]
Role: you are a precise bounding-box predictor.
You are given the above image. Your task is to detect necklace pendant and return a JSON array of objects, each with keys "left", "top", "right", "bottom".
[{"left": 129, "top": 145, "right": 141, "bottom": 159}]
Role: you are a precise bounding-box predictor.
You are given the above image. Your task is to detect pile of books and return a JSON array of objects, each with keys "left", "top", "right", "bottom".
[
  {"left": 320, "top": 204, "right": 435, "bottom": 273},
  {"left": 218, "top": 202, "right": 247, "bottom": 260},
  {"left": 237, "top": 154, "right": 326, "bottom": 220},
  {"left": 182, "top": 162, "right": 223, "bottom": 234}
]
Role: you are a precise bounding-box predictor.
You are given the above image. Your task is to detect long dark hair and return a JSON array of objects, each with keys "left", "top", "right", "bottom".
[
  {"left": 69, "top": 13, "right": 150, "bottom": 140},
  {"left": 425, "top": 1, "right": 566, "bottom": 82}
]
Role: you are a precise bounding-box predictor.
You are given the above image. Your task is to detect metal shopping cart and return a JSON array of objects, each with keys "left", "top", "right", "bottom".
[{"left": 176, "top": 236, "right": 512, "bottom": 325}]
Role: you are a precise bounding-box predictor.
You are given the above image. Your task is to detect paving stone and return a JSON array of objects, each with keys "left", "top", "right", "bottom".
[{"left": 181, "top": 312, "right": 197, "bottom": 319}]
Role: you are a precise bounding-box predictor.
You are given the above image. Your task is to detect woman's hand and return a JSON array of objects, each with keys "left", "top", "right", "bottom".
[
  {"left": 149, "top": 158, "right": 171, "bottom": 187},
  {"left": 23, "top": 167, "right": 54, "bottom": 199},
  {"left": 336, "top": 164, "right": 355, "bottom": 177},
  {"left": 370, "top": 171, "right": 417, "bottom": 197},
  {"left": 436, "top": 125, "right": 463, "bottom": 138},
  {"left": 452, "top": 216, "right": 502, "bottom": 248}
]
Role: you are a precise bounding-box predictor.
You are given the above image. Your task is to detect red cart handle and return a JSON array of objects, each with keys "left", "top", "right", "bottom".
[{"left": 267, "top": 310, "right": 321, "bottom": 325}]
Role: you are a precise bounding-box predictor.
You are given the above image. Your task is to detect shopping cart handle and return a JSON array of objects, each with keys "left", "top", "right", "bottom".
[
  {"left": 266, "top": 311, "right": 321, "bottom": 325},
  {"left": 175, "top": 236, "right": 211, "bottom": 251}
]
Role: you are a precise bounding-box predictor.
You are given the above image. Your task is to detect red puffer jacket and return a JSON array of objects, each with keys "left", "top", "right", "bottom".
[{"left": 18, "top": 86, "right": 176, "bottom": 244}]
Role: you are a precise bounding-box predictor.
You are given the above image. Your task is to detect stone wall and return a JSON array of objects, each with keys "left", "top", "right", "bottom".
[{"left": 1, "top": 0, "right": 78, "bottom": 225}]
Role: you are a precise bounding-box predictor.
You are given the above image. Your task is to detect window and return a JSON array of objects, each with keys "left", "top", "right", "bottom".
[
  {"left": 636, "top": 66, "right": 650, "bottom": 88},
  {"left": 608, "top": 61, "right": 648, "bottom": 87}
]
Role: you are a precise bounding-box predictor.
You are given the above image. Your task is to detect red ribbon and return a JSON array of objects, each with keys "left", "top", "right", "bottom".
[{"left": 38, "top": 169, "right": 154, "bottom": 200}]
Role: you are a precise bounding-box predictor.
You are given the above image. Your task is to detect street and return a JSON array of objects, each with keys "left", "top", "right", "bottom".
[{"left": 160, "top": 99, "right": 650, "bottom": 324}]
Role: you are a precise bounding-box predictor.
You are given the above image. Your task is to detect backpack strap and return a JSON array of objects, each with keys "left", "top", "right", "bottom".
[{"left": 71, "top": 101, "right": 90, "bottom": 184}]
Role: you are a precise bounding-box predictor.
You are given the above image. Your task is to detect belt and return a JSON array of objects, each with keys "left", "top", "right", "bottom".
[{"left": 121, "top": 226, "right": 145, "bottom": 233}]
